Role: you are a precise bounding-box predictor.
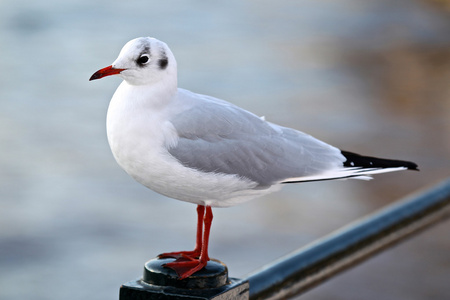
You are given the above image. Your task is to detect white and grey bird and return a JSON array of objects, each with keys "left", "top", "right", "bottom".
[{"left": 90, "top": 37, "right": 418, "bottom": 279}]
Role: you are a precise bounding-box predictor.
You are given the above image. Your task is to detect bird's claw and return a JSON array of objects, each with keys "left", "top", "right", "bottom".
[
  {"left": 158, "top": 250, "right": 200, "bottom": 261},
  {"left": 163, "top": 258, "right": 208, "bottom": 279}
]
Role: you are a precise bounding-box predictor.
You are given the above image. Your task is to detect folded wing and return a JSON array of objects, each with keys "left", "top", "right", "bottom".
[{"left": 167, "top": 92, "right": 346, "bottom": 187}]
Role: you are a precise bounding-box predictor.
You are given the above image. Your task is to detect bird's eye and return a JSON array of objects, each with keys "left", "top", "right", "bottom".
[{"left": 137, "top": 55, "right": 149, "bottom": 66}]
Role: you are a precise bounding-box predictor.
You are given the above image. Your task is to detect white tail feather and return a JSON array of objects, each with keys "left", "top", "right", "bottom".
[{"left": 282, "top": 167, "right": 408, "bottom": 183}]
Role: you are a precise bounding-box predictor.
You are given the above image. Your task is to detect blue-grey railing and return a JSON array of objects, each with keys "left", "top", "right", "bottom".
[{"left": 245, "top": 178, "right": 450, "bottom": 300}]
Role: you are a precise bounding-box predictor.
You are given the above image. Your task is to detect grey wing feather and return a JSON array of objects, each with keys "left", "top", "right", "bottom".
[{"left": 168, "top": 94, "right": 345, "bottom": 186}]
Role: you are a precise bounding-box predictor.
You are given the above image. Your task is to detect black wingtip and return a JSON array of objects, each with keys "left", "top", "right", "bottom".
[{"left": 341, "top": 150, "right": 419, "bottom": 171}]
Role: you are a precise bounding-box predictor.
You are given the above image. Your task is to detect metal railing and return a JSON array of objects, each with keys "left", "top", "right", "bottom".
[{"left": 245, "top": 178, "right": 450, "bottom": 300}]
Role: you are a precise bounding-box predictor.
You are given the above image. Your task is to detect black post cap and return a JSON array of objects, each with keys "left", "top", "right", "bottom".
[
  {"left": 143, "top": 258, "right": 229, "bottom": 289},
  {"left": 119, "top": 258, "right": 249, "bottom": 300}
]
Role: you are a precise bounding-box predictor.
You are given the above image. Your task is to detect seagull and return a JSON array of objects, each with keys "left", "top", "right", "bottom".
[{"left": 89, "top": 37, "right": 418, "bottom": 279}]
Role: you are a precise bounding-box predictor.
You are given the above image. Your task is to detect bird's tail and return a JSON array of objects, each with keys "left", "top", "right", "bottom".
[
  {"left": 282, "top": 150, "right": 418, "bottom": 184},
  {"left": 341, "top": 151, "right": 418, "bottom": 171}
]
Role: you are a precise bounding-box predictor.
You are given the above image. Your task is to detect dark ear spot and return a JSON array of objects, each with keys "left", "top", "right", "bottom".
[{"left": 158, "top": 57, "right": 168, "bottom": 70}]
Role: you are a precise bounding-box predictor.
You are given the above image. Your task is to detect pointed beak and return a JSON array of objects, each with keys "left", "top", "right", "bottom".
[{"left": 89, "top": 65, "right": 126, "bottom": 81}]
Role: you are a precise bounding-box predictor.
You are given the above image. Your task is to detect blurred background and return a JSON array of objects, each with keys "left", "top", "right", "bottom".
[{"left": 1, "top": 0, "right": 449, "bottom": 299}]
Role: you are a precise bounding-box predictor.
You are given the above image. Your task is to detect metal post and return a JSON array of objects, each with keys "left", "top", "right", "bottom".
[
  {"left": 245, "top": 179, "right": 450, "bottom": 300},
  {"left": 119, "top": 258, "right": 249, "bottom": 299}
]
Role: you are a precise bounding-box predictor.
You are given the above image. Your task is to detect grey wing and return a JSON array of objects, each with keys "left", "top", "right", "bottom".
[{"left": 168, "top": 97, "right": 345, "bottom": 187}]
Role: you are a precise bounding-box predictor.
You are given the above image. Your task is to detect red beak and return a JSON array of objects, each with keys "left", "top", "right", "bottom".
[{"left": 89, "top": 65, "right": 126, "bottom": 81}]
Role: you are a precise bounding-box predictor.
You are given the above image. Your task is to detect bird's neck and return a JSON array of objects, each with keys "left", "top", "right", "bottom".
[{"left": 119, "top": 76, "right": 177, "bottom": 110}]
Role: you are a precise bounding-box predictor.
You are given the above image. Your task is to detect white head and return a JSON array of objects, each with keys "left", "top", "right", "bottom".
[{"left": 90, "top": 37, "right": 177, "bottom": 86}]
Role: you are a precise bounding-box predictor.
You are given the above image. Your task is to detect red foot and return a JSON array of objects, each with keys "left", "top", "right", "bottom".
[
  {"left": 163, "top": 257, "right": 208, "bottom": 279},
  {"left": 161, "top": 205, "right": 213, "bottom": 280},
  {"left": 158, "top": 250, "right": 200, "bottom": 261}
]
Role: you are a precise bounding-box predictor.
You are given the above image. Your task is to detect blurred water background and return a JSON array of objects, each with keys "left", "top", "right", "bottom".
[{"left": 1, "top": 0, "right": 449, "bottom": 299}]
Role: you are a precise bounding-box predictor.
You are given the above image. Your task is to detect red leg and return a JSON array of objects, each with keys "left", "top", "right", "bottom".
[
  {"left": 199, "top": 206, "right": 212, "bottom": 262},
  {"left": 158, "top": 205, "right": 204, "bottom": 260},
  {"left": 163, "top": 206, "right": 213, "bottom": 279}
]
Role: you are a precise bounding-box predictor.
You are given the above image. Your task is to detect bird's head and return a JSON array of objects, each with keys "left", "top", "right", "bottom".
[{"left": 90, "top": 37, "right": 177, "bottom": 86}]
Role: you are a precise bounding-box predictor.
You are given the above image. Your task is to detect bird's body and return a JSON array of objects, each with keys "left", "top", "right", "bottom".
[
  {"left": 90, "top": 37, "right": 418, "bottom": 279},
  {"left": 107, "top": 83, "right": 352, "bottom": 207}
]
